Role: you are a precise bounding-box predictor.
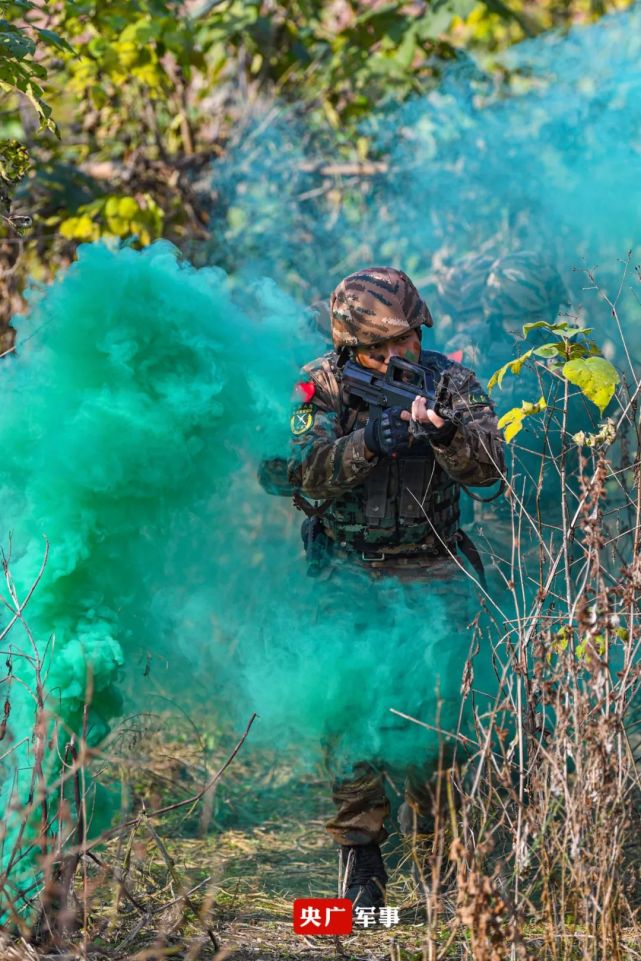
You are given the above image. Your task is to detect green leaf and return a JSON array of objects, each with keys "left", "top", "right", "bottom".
[
  {"left": 35, "top": 27, "right": 75, "bottom": 55},
  {"left": 532, "top": 343, "right": 563, "bottom": 358},
  {"left": 394, "top": 24, "right": 417, "bottom": 69},
  {"left": 563, "top": 327, "right": 593, "bottom": 340},
  {"left": 0, "top": 21, "right": 35, "bottom": 59},
  {"left": 566, "top": 342, "right": 589, "bottom": 360},
  {"left": 522, "top": 319, "right": 570, "bottom": 338},
  {"left": 523, "top": 319, "right": 593, "bottom": 341},
  {"left": 563, "top": 357, "right": 620, "bottom": 415},
  {"left": 418, "top": 5, "right": 457, "bottom": 38}
]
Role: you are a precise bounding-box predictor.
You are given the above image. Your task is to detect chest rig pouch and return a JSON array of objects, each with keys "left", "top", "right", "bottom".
[{"left": 364, "top": 457, "right": 434, "bottom": 527}]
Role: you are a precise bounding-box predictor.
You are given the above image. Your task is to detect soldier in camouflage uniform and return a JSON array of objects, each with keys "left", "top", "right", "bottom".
[
  {"left": 435, "top": 250, "right": 574, "bottom": 532},
  {"left": 287, "top": 267, "right": 505, "bottom": 907},
  {"left": 435, "top": 249, "right": 570, "bottom": 384}
]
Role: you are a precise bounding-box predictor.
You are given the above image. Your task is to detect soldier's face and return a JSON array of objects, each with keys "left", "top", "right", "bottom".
[{"left": 355, "top": 330, "right": 421, "bottom": 374}]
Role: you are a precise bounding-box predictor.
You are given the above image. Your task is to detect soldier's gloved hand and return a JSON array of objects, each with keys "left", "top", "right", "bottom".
[
  {"left": 408, "top": 416, "right": 457, "bottom": 447},
  {"left": 364, "top": 407, "right": 411, "bottom": 456},
  {"left": 402, "top": 395, "right": 457, "bottom": 447}
]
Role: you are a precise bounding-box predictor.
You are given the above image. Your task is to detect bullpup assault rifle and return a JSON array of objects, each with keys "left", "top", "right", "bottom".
[{"left": 341, "top": 356, "right": 455, "bottom": 420}]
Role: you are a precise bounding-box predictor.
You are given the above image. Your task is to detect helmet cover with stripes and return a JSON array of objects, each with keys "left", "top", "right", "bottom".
[{"left": 330, "top": 266, "right": 432, "bottom": 349}]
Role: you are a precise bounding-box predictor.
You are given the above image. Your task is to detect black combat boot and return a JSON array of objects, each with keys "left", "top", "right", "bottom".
[{"left": 340, "top": 842, "right": 387, "bottom": 909}]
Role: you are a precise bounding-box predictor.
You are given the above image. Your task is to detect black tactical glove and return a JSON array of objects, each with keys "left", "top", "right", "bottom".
[
  {"left": 407, "top": 372, "right": 458, "bottom": 447},
  {"left": 408, "top": 416, "right": 457, "bottom": 447},
  {"left": 364, "top": 407, "right": 411, "bottom": 456}
]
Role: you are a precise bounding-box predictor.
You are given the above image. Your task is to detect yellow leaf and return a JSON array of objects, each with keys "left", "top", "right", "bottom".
[
  {"left": 497, "top": 397, "right": 546, "bottom": 443},
  {"left": 510, "top": 349, "right": 534, "bottom": 375},
  {"left": 117, "top": 196, "right": 139, "bottom": 219},
  {"left": 116, "top": 39, "right": 139, "bottom": 69},
  {"left": 59, "top": 214, "right": 97, "bottom": 241},
  {"left": 488, "top": 348, "right": 534, "bottom": 392},
  {"left": 504, "top": 418, "right": 524, "bottom": 443}
]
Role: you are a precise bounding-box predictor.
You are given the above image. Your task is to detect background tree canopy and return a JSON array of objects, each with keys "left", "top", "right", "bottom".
[{"left": 0, "top": 0, "right": 633, "bottom": 342}]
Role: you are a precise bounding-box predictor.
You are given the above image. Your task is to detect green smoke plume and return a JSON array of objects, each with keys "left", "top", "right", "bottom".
[{"left": 1, "top": 240, "right": 492, "bottom": 839}]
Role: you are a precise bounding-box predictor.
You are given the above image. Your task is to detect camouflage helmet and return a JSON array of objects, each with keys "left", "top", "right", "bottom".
[
  {"left": 330, "top": 266, "right": 432, "bottom": 350},
  {"left": 482, "top": 251, "right": 569, "bottom": 324},
  {"left": 435, "top": 251, "right": 497, "bottom": 324},
  {"left": 435, "top": 249, "right": 569, "bottom": 327}
]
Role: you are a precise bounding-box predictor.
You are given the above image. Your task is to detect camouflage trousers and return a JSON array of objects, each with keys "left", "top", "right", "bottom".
[
  {"left": 322, "top": 567, "right": 478, "bottom": 847},
  {"left": 326, "top": 758, "right": 457, "bottom": 846}
]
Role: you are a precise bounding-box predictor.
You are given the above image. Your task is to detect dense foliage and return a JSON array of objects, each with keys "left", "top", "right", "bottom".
[{"left": 0, "top": 0, "right": 633, "bottom": 338}]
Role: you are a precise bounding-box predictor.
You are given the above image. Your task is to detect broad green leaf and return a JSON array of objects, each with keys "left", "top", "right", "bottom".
[
  {"left": 563, "top": 357, "right": 620, "bottom": 414},
  {"left": 448, "top": 0, "right": 477, "bottom": 15},
  {"left": 566, "top": 342, "right": 590, "bottom": 359},
  {"left": 532, "top": 343, "right": 562, "bottom": 358},
  {"left": 0, "top": 22, "right": 35, "bottom": 59},
  {"left": 522, "top": 319, "right": 571, "bottom": 338},
  {"left": 393, "top": 25, "right": 417, "bottom": 70},
  {"left": 419, "top": 5, "right": 456, "bottom": 38},
  {"left": 523, "top": 319, "right": 593, "bottom": 342},
  {"left": 563, "top": 327, "right": 593, "bottom": 340}
]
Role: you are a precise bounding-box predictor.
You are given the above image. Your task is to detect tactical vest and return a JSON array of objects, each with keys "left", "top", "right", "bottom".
[{"left": 322, "top": 353, "right": 461, "bottom": 552}]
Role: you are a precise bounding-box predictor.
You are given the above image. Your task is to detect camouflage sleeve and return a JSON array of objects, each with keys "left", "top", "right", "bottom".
[
  {"left": 287, "top": 397, "right": 378, "bottom": 501},
  {"left": 430, "top": 365, "right": 505, "bottom": 487}
]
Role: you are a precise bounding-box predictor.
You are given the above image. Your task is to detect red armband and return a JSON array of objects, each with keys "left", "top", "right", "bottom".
[{"left": 293, "top": 381, "right": 316, "bottom": 402}]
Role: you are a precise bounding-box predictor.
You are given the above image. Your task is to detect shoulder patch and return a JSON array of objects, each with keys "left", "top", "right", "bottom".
[
  {"left": 467, "top": 390, "right": 492, "bottom": 407},
  {"left": 291, "top": 403, "right": 316, "bottom": 436}
]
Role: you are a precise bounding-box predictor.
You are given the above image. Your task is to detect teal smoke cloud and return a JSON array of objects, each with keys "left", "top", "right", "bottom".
[
  {"left": 0, "top": 243, "right": 314, "bottom": 845},
  {"left": 1, "top": 241, "right": 482, "bottom": 800}
]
